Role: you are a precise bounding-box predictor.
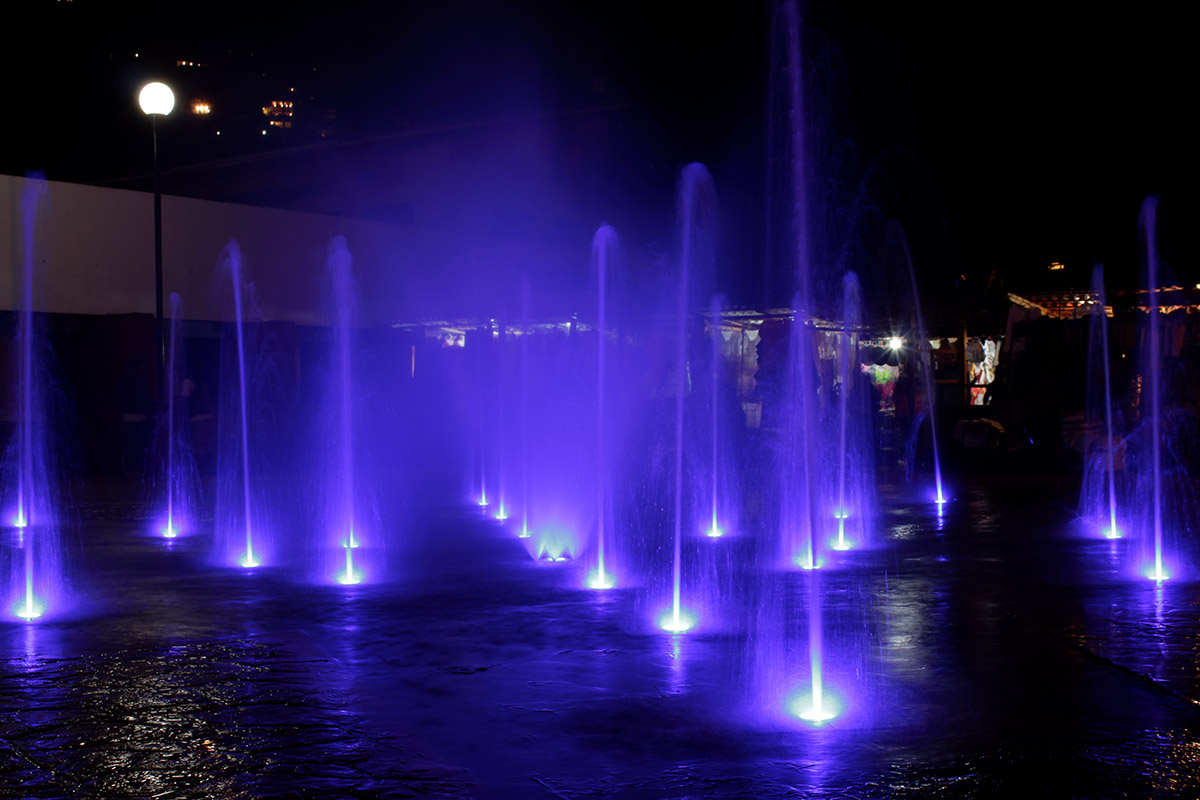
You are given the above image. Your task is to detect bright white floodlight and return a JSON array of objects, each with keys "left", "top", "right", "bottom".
[{"left": 139, "top": 82, "right": 175, "bottom": 116}]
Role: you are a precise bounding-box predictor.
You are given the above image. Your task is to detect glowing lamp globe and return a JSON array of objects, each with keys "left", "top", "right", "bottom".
[{"left": 139, "top": 82, "right": 175, "bottom": 116}]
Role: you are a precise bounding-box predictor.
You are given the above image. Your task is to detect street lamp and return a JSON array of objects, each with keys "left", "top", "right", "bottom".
[{"left": 139, "top": 81, "right": 173, "bottom": 410}]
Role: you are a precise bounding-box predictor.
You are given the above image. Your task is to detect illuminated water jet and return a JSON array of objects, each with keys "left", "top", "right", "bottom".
[
  {"left": 590, "top": 225, "right": 618, "bottom": 600},
  {"left": 4, "top": 176, "right": 64, "bottom": 621},
  {"left": 213, "top": 241, "right": 263, "bottom": 570},
  {"left": 667, "top": 164, "right": 715, "bottom": 636},
  {"left": 1142, "top": 199, "right": 1167, "bottom": 584},
  {"left": 892, "top": 224, "right": 945, "bottom": 508}
]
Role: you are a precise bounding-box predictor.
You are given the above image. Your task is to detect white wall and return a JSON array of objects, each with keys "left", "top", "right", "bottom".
[{"left": 1, "top": 174, "right": 427, "bottom": 326}]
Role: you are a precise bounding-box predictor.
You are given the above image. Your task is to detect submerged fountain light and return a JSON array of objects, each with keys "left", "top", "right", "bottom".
[
  {"left": 705, "top": 523, "right": 725, "bottom": 539},
  {"left": 657, "top": 607, "right": 696, "bottom": 634},
  {"left": 586, "top": 569, "right": 615, "bottom": 590},
  {"left": 517, "top": 522, "right": 531, "bottom": 539},
  {"left": 831, "top": 510, "right": 852, "bottom": 551},
  {"left": 11, "top": 511, "right": 28, "bottom": 529},
  {"left": 789, "top": 693, "right": 839, "bottom": 725},
  {"left": 1103, "top": 524, "right": 1122, "bottom": 540},
  {"left": 161, "top": 522, "right": 178, "bottom": 539},
  {"left": 794, "top": 553, "right": 822, "bottom": 570},
  {"left": 239, "top": 550, "right": 261, "bottom": 569},
  {"left": 1145, "top": 565, "right": 1170, "bottom": 583},
  {"left": 14, "top": 594, "right": 44, "bottom": 622},
  {"left": 494, "top": 504, "right": 508, "bottom": 521}
]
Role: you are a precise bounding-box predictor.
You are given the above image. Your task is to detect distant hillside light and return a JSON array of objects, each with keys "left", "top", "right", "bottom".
[{"left": 139, "top": 82, "right": 175, "bottom": 116}]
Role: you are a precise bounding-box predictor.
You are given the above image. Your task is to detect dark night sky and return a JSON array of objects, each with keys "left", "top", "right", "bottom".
[{"left": 5, "top": 0, "right": 1193, "bottom": 303}]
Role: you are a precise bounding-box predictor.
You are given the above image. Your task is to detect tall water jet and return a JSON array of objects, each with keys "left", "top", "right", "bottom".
[
  {"left": 767, "top": 0, "right": 839, "bottom": 724},
  {"left": 659, "top": 164, "right": 715, "bottom": 633},
  {"left": 474, "top": 326, "right": 490, "bottom": 511},
  {"left": 494, "top": 321, "right": 509, "bottom": 522},
  {"left": 705, "top": 295, "right": 727, "bottom": 540},
  {"left": 830, "top": 271, "right": 872, "bottom": 551},
  {"left": 3, "top": 176, "right": 64, "bottom": 621},
  {"left": 329, "top": 237, "right": 363, "bottom": 585},
  {"left": 154, "top": 292, "right": 199, "bottom": 540},
  {"left": 163, "top": 294, "right": 180, "bottom": 538},
  {"left": 518, "top": 278, "right": 532, "bottom": 539},
  {"left": 588, "top": 225, "right": 618, "bottom": 590},
  {"left": 891, "top": 222, "right": 945, "bottom": 508},
  {"left": 1141, "top": 198, "right": 1167, "bottom": 581},
  {"left": 213, "top": 241, "right": 262, "bottom": 569},
  {"left": 1080, "top": 265, "right": 1122, "bottom": 540}
]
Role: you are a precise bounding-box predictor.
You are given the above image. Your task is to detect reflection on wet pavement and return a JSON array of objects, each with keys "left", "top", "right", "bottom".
[
  {"left": 4, "top": 479, "right": 1200, "bottom": 798},
  {"left": 0, "top": 637, "right": 468, "bottom": 798}
]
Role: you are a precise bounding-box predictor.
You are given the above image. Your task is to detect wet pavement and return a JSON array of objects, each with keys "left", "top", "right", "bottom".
[{"left": 5, "top": 476, "right": 1200, "bottom": 798}]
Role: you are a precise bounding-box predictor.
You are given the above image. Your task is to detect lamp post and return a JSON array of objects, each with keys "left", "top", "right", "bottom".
[{"left": 139, "top": 81, "right": 174, "bottom": 409}]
